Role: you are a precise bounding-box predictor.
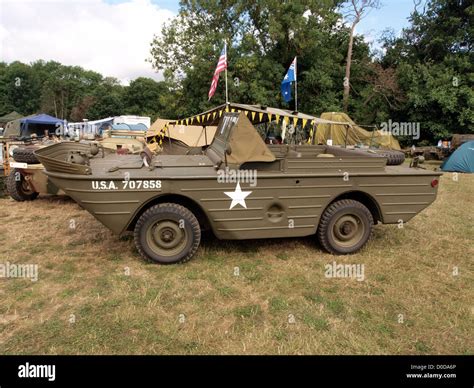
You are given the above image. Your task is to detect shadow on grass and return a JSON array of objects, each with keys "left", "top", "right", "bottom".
[
  {"left": 199, "top": 231, "right": 316, "bottom": 255},
  {"left": 35, "top": 195, "right": 77, "bottom": 205}
]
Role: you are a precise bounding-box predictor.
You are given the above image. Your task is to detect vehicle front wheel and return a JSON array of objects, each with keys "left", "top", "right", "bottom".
[
  {"left": 6, "top": 169, "right": 39, "bottom": 201},
  {"left": 134, "top": 203, "right": 201, "bottom": 264},
  {"left": 317, "top": 199, "right": 373, "bottom": 254}
]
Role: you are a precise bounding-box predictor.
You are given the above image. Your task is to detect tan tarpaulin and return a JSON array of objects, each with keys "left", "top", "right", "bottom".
[
  {"left": 315, "top": 112, "right": 401, "bottom": 150},
  {"left": 226, "top": 112, "right": 276, "bottom": 165},
  {"left": 147, "top": 118, "right": 217, "bottom": 147}
]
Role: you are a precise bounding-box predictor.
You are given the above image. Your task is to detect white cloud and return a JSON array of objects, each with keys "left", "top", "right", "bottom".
[{"left": 0, "top": 0, "right": 175, "bottom": 84}]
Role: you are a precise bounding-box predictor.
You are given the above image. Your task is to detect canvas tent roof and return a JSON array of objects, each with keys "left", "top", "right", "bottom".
[
  {"left": 0, "top": 111, "right": 22, "bottom": 124},
  {"left": 168, "top": 103, "right": 348, "bottom": 127},
  {"left": 441, "top": 140, "right": 474, "bottom": 173},
  {"left": 315, "top": 112, "right": 401, "bottom": 150},
  {"left": 147, "top": 118, "right": 218, "bottom": 147},
  {"left": 20, "top": 113, "right": 65, "bottom": 126},
  {"left": 3, "top": 114, "right": 34, "bottom": 137},
  {"left": 152, "top": 104, "right": 396, "bottom": 148}
]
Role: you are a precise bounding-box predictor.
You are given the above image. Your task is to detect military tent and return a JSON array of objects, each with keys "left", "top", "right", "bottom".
[
  {"left": 315, "top": 112, "right": 401, "bottom": 150},
  {"left": 158, "top": 103, "right": 347, "bottom": 146},
  {"left": 441, "top": 140, "right": 474, "bottom": 173},
  {"left": 147, "top": 118, "right": 218, "bottom": 147},
  {"left": 0, "top": 111, "right": 23, "bottom": 126},
  {"left": 169, "top": 103, "right": 343, "bottom": 129},
  {"left": 3, "top": 113, "right": 66, "bottom": 138}
]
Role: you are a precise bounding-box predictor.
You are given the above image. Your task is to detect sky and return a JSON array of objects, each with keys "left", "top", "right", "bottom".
[{"left": 0, "top": 0, "right": 419, "bottom": 85}]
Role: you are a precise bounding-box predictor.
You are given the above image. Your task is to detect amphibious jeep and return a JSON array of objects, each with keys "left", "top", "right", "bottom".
[{"left": 35, "top": 112, "right": 441, "bottom": 264}]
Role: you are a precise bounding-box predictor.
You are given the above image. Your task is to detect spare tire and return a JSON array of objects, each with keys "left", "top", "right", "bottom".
[
  {"left": 12, "top": 147, "right": 40, "bottom": 164},
  {"left": 367, "top": 149, "right": 405, "bottom": 166},
  {"left": 378, "top": 150, "right": 405, "bottom": 165}
]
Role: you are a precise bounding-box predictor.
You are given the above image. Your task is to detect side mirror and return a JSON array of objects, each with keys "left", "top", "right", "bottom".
[{"left": 225, "top": 145, "right": 232, "bottom": 155}]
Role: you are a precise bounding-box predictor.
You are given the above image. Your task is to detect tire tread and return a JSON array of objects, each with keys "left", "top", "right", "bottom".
[
  {"left": 134, "top": 203, "right": 201, "bottom": 264},
  {"left": 317, "top": 199, "right": 373, "bottom": 254}
]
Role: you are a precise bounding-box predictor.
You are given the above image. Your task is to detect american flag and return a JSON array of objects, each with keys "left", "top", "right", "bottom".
[{"left": 208, "top": 43, "right": 227, "bottom": 100}]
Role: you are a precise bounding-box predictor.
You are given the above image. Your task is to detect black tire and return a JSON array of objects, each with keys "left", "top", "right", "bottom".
[
  {"left": 12, "top": 147, "right": 40, "bottom": 164},
  {"left": 317, "top": 199, "right": 373, "bottom": 255},
  {"left": 6, "top": 169, "right": 39, "bottom": 201},
  {"left": 134, "top": 203, "right": 201, "bottom": 264},
  {"left": 376, "top": 150, "right": 405, "bottom": 166}
]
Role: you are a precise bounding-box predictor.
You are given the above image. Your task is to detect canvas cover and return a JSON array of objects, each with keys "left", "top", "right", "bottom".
[
  {"left": 228, "top": 112, "right": 276, "bottom": 164},
  {"left": 148, "top": 118, "right": 217, "bottom": 147},
  {"left": 315, "top": 112, "right": 401, "bottom": 150},
  {"left": 441, "top": 140, "right": 474, "bottom": 173},
  {"left": 209, "top": 112, "right": 275, "bottom": 166}
]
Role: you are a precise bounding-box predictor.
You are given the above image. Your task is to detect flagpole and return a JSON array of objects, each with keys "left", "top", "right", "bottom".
[
  {"left": 225, "top": 41, "right": 229, "bottom": 105},
  {"left": 294, "top": 56, "right": 298, "bottom": 112}
]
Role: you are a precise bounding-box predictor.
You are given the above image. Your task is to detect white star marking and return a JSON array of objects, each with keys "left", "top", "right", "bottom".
[{"left": 224, "top": 182, "right": 252, "bottom": 209}]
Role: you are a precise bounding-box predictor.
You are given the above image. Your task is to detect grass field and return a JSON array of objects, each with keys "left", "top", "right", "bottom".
[{"left": 0, "top": 169, "right": 472, "bottom": 355}]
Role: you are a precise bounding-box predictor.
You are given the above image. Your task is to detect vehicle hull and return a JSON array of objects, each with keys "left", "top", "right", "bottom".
[{"left": 44, "top": 155, "right": 441, "bottom": 239}]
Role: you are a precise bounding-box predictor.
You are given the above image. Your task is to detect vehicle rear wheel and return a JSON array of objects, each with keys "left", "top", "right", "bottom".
[
  {"left": 134, "top": 203, "right": 201, "bottom": 264},
  {"left": 6, "top": 169, "right": 39, "bottom": 201},
  {"left": 317, "top": 199, "right": 373, "bottom": 254}
]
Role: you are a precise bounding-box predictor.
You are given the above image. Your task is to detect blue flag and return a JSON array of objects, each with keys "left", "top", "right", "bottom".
[{"left": 281, "top": 57, "right": 296, "bottom": 103}]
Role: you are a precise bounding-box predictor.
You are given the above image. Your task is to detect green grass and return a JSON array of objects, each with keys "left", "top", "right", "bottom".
[{"left": 0, "top": 173, "right": 472, "bottom": 355}]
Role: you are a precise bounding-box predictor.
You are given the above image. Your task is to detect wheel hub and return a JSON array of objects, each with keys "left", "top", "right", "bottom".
[
  {"left": 161, "top": 228, "right": 175, "bottom": 242},
  {"left": 341, "top": 222, "right": 353, "bottom": 235},
  {"left": 20, "top": 178, "right": 34, "bottom": 195},
  {"left": 147, "top": 220, "right": 187, "bottom": 256},
  {"left": 332, "top": 214, "right": 364, "bottom": 246}
]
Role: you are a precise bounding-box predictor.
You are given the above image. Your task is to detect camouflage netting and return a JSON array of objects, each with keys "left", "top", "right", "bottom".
[{"left": 316, "top": 112, "right": 401, "bottom": 150}]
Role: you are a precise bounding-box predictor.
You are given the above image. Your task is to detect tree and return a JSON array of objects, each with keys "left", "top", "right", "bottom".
[
  {"left": 380, "top": 0, "right": 473, "bottom": 140},
  {"left": 0, "top": 61, "right": 42, "bottom": 115},
  {"left": 148, "top": 0, "right": 367, "bottom": 117},
  {"left": 70, "top": 95, "right": 96, "bottom": 122},
  {"left": 85, "top": 77, "right": 125, "bottom": 120},
  {"left": 341, "top": 0, "right": 380, "bottom": 112},
  {"left": 124, "top": 77, "right": 168, "bottom": 120},
  {"left": 39, "top": 64, "right": 103, "bottom": 120}
]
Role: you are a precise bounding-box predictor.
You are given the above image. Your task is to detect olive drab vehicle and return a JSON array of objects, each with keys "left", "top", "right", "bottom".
[
  {"left": 35, "top": 112, "right": 442, "bottom": 264},
  {"left": 3, "top": 133, "right": 147, "bottom": 201}
]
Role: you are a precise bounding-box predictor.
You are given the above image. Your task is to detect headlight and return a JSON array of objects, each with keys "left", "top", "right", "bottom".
[{"left": 9, "top": 145, "right": 18, "bottom": 157}]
